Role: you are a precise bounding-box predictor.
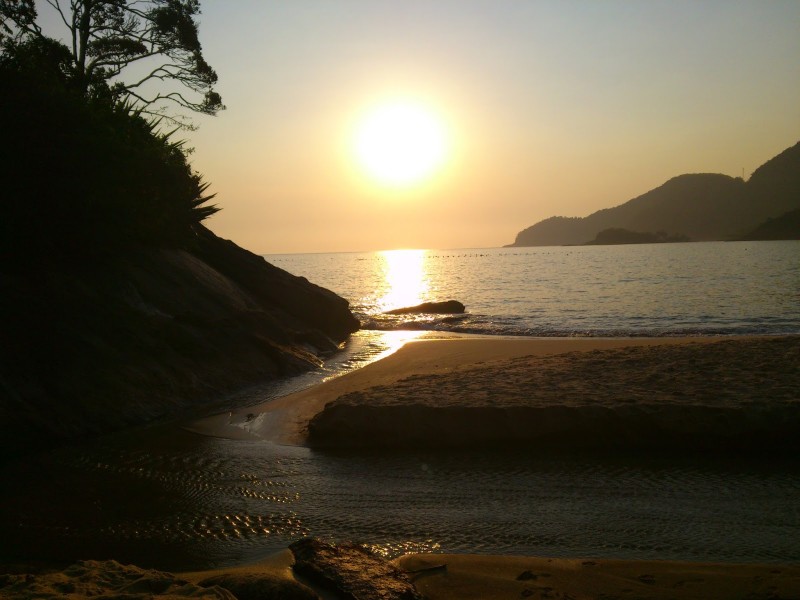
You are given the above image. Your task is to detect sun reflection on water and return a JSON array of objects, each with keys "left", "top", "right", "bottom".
[{"left": 377, "top": 249, "right": 429, "bottom": 312}]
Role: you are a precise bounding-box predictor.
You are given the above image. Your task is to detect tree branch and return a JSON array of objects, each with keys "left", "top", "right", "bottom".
[{"left": 4, "top": 0, "right": 223, "bottom": 120}]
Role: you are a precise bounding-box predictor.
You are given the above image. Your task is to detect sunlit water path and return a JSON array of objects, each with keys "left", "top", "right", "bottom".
[{"left": 1, "top": 241, "right": 798, "bottom": 571}]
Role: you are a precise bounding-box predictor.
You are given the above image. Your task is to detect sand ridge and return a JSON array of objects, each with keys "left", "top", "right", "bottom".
[
  {"left": 307, "top": 336, "right": 800, "bottom": 449},
  {"left": 185, "top": 336, "right": 737, "bottom": 445},
  {"left": 328, "top": 336, "right": 800, "bottom": 409}
]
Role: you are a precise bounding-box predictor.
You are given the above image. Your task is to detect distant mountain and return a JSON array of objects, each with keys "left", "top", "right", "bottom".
[
  {"left": 585, "top": 228, "right": 691, "bottom": 245},
  {"left": 736, "top": 208, "right": 800, "bottom": 241},
  {"left": 509, "top": 141, "right": 800, "bottom": 246}
]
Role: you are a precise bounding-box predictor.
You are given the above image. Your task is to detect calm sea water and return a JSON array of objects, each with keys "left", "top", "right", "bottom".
[
  {"left": 267, "top": 241, "right": 800, "bottom": 337},
  {"left": 1, "top": 241, "right": 799, "bottom": 571}
]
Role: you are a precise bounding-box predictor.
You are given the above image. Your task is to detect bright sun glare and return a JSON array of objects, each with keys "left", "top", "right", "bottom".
[
  {"left": 378, "top": 249, "right": 429, "bottom": 310},
  {"left": 354, "top": 101, "right": 448, "bottom": 187}
]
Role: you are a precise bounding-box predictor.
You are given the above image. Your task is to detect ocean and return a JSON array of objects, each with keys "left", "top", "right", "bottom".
[
  {"left": 1, "top": 240, "right": 798, "bottom": 571},
  {"left": 267, "top": 240, "right": 800, "bottom": 338}
]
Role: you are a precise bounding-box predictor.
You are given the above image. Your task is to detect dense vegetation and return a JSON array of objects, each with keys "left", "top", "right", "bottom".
[
  {"left": 1, "top": 0, "right": 223, "bottom": 118},
  {"left": 0, "top": 38, "right": 218, "bottom": 266},
  {"left": 0, "top": 0, "right": 222, "bottom": 267}
]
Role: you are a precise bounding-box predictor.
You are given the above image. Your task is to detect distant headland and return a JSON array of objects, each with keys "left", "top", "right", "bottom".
[{"left": 507, "top": 141, "right": 800, "bottom": 247}]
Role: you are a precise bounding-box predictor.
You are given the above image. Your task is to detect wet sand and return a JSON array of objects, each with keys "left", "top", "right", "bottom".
[
  {"left": 181, "top": 335, "right": 800, "bottom": 598},
  {"left": 186, "top": 335, "right": 799, "bottom": 452},
  {"left": 184, "top": 336, "right": 705, "bottom": 444},
  {"left": 395, "top": 553, "right": 800, "bottom": 600},
  {"left": 181, "top": 550, "right": 800, "bottom": 600}
]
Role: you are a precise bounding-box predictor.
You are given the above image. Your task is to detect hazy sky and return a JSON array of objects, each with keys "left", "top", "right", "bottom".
[{"left": 132, "top": 2, "right": 800, "bottom": 252}]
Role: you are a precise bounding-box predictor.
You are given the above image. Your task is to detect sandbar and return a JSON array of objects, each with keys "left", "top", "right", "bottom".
[
  {"left": 185, "top": 335, "right": 799, "bottom": 452},
  {"left": 184, "top": 337, "right": 711, "bottom": 445}
]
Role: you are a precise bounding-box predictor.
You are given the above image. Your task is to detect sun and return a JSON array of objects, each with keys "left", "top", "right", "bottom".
[{"left": 354, "top": 100, "right": 449, "bottom": 187}]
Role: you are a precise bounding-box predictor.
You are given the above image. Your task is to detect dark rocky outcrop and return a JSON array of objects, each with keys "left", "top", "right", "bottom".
[
  {"left": 509, "top": 141, "right": 800, "bottom": 246},
  {"left": 385, "top": 300, "right": 465, "bottom": 315},
  {"left": 290, "top": 538, "right": 423, "bottom": 600},
  {"left": 0, "top": 226, "right": 359, "bottom": 458},
  {"left": 191, "top": 226, "right": 359, "bottom": 341}
]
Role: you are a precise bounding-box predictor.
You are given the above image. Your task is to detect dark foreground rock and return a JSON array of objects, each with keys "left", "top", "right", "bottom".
[
  {"left": 290, "top": 538, "right": 423, "bottom": 600},
  {"left": 0, "top": 226, "right": 359, "bottom": 458},
  {"left": 385, "top": 300, "right": 465, "bottom": 314}
]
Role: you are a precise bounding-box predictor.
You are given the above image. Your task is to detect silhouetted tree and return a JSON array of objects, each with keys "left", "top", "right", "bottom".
[
  {"left": 0, "top": 36, "right": 219, "bottom": 265},
  {"left": 1, "top": 0, "right": 223, "bottom": 124}
]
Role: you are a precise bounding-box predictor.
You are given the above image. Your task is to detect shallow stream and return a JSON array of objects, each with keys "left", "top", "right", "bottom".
[{"left": 2, "top": 406, "right": 798, "bottom": 571}]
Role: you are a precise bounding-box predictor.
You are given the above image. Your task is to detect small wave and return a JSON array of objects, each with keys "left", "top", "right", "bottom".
[
  {"left": 360, "top": 312, "right": 469, "bottom": 331},
  {"left": 357, "top": 310, "right": 800, "bottom": 338}
]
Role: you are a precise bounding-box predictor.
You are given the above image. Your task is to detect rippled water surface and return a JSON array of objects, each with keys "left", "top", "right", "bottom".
[{"left": 2, "top": 422, "right": 799, "bottom": 571}]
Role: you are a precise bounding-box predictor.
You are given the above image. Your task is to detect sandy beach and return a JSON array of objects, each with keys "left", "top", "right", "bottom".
[
  {"left": 394, "top": 553, "right": 800, "bottom": 600},
  {"left": 184, "top": 336, "right": 705, "bottom": 443},
  {"left": 186, "top": 335, "right": 799, "bottom": 452},
  {"left": 5, "top": 335, "right": 800, "bottom": 598},
  {"left": 180, "top": 550, "right": 800, "bottom": 600},
  {"left": 5, "top": 549, "right": 798, "bottom": 599}
]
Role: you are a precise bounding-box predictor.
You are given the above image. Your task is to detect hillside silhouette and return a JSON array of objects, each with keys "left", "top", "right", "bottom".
[
  {"left": 585, "top": 228, "right": 691, "bottom": 245},
  {"left": 736, "top": 208, "right": 800, "bottom": 241},
  {"left": 509, "top": 141, "right": 800, "bottom": 246}
]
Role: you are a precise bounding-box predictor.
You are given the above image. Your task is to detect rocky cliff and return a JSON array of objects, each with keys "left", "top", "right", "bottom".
[{"left": 0, "top": 226, "right": 359, "bottom": 458}]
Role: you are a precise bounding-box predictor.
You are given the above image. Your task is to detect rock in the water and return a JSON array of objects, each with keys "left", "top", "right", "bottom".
[
  {"left": 385, "top": 300, "right": 465, "bottom": 314},
  {"left": 290, "top": 538, "right": 423, "bottom": 600}
]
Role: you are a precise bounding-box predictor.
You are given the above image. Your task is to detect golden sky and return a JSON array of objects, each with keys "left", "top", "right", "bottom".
[{"left": 183, "top": 1, "right": 799, "bottom": 254}]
